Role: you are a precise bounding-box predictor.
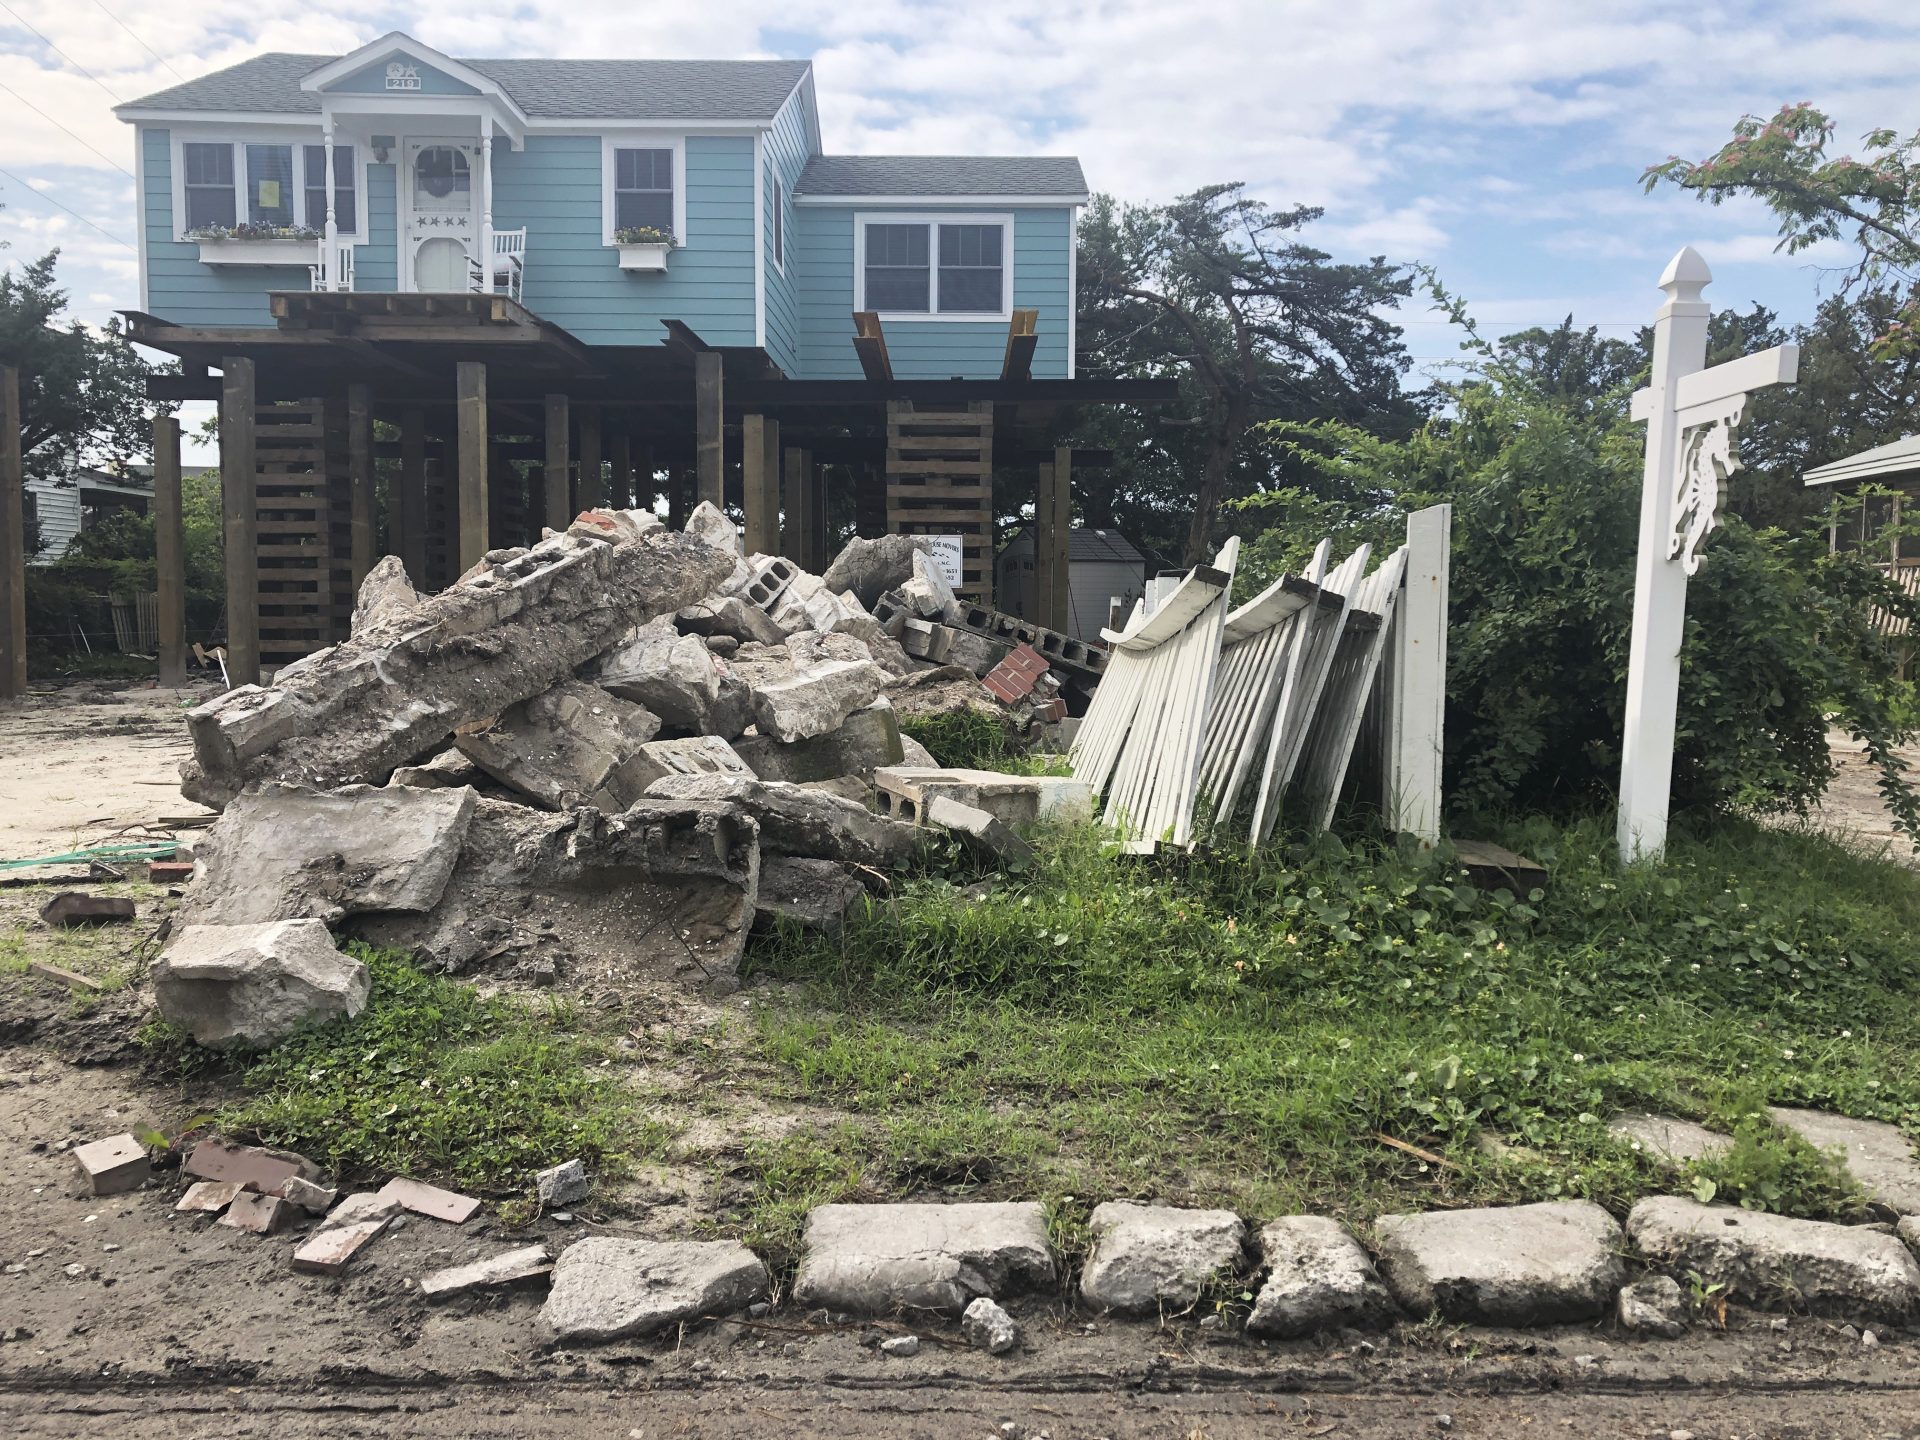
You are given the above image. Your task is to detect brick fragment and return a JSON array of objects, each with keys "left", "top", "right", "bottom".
[
  {"left": 146, "top": 861, "right": 194, "bottom": 885},
  {"left": 275, "top": 1176, "right": 338, "bottom": 1215},
  {"left": 292, "top": 1217, "right": 392, "bottom": 1275},
  {"left": 175, "top": 1180, "right": 246, "bottom": 1213},
  {"left": 39, "top": 892, "right": 136, "bottom": 927},
  {"left": 182, "top": 1140, "right": 308, "bottom": 1194},
  {"left": 72, "top": 1134, "right": 149, "bottom": 1196},
  {"left": 218, "top": 1191, "right": 293, "bottom": 1235},
  {"left": 378, "top": 1177, "right": 482, "bottom": 1224}
]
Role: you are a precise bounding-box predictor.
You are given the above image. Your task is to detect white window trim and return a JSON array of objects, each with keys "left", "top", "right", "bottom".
[
  {"left": 601, "top": 133, "right": 688, "bottom": 247},
  {"left": 853, "top": 211, "right": 1013, "bottom": 323},
  {"left": 168, "top": 127, "right": 368, "bottom": 243},
  {"left": 770, "top": 167, "right": 786, "bottom": 276}
]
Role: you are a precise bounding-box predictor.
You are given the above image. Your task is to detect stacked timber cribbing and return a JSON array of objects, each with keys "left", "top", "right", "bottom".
[
  {"left": 886, "top": 400, "right": 993, "bottom": 605},
  {"left": 253, "top": 397, "right": 346, "bottom": 669}
]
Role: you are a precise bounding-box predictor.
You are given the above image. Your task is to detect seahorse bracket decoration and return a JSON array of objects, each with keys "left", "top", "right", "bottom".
[{"left": 1668, "top": 397, "right": 1745, "bottom": 575}]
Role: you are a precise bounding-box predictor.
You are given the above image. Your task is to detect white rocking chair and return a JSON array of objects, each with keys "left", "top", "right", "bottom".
[
  {"left": 468, "top": 227, "right": 526, "bottom": 302},
  {"left": 309, "top": 243, "right": 355, "bottom": 293}
]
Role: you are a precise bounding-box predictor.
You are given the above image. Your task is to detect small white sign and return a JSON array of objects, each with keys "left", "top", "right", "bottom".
[
  {"left": 926, "top": 535, "right": 964, "bottom": 587},
  {"left": 385, "top": 62, "right": 422, "bottom": 91}
]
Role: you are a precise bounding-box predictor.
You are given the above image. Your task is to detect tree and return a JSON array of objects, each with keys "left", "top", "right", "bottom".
[
  {"left": 1076, "top": 184, "right": 1422, "bottom": 564},
  {"left": 1643, "top": 105, "right": 1920, "bottom": 355},
  {"left": 0, "top": 250, "right": 160, "bottom": 481}
]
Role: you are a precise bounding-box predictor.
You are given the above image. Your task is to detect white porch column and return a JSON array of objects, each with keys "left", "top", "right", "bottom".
[
  {"left": 1617, "top": 248, "right": 1711, "bottom": 865},
  {"left": 321, "top": 110, "right": 338, "bottom": 286},
  {"left": 478, "top": 113, "right": 495, "bottom": 296}
]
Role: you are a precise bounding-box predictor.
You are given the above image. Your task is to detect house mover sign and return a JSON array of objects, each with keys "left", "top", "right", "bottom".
[{"left": 926, "top": 536, "right": 964, "bottom": 587}]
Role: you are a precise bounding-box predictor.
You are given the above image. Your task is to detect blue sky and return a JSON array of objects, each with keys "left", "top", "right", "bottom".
[{"left": 2, "top": 0, "right": 1918, "bottom": 390}]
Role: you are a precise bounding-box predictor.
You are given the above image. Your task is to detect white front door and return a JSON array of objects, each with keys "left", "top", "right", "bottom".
[{"left": 401, "top": 139, "right": 479, "bottom": 292}]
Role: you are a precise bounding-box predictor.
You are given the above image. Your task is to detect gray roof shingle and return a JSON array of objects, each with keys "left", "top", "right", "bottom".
[
  {"left": 120, "top": 53, "right": 812, "bottom": 122},
  {"left": 795, "top": 154, "right": 1087, "bottom": 199}
]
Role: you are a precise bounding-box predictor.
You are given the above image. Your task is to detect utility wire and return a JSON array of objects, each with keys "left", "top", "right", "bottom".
[
  {"left": 0, "top": 79, "right": 134, "bottom": 178},
  {"left": 0, "top": 164, "right": 135, "bottom": 249},
  {"left": 89, "top": 0, "right": 185, "bottom": 82},
  {"left": 0, "top": 0, "right": 128, "bottom": 103}
]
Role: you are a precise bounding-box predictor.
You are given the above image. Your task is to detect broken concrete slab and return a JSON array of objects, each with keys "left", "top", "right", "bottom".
[
  {"left": 543, "top": 1237, "right": 770, "bottom": 1342},
  {"left": 1628, "top": 1196, "right": 1920, "bottom": 1323},
  {"left": 899, "top": 550, "right": 960, "bottom": 623},
  {"left": 350, "top": 554, "right": 419, "bottom": 637},
  {"left": 792, "top": 1202, "right": 1055, "bottom": 1315},
  {"left": 536, "top": 1160, "right": 591, "bottom": 1209},
  {"left": 377, "top": 1177, "right": 482, "bottom": 1224},
  {"left": 733, "top": 700, "right": 905, "bottom": 785},
  {"left": 39, "top": 893, "right": 135, "bottom": 927},
  {"left": 785, "top": 629, "right": 879, "bottom": 670},
  {"left": 644, "top": 774, "right": 919, "bottom": 868},
  {"left": 1246, "top": 1216, "right": 1397, "bottom": 1338},
  {"left": 1768, "top": 1108, "right": 1920, "bottom": 1215},
  {"left": 72, "top": 1135, "right": 148, "bottom": 1196},
  {"left": 319, "top": 1192, "right": 400, "bottom": 1230},
  {"left": 420, "top": 1244, "right": 554, "bottom": 1303},
  {"left": 612, "top": 735, "right": 754, "bottom": 796},
  {"left": 567, "top": 507, "right": 662, "bottom": 546},
  {"left": 182, "top": 1140, "right": 316, "bottom": 1193},
  {"left": 898, "top": 734, "right": 937, "bottom": 768},
  {"left": 1610, "top": 1112, "right": 1734, "bottom": 1168},
  {"left": 388, "top": 748, "right": 480, "bottom": 790},
  {"left": 676, "top": 593, "right": 785, "bottom": 647},
  {"left": 351, "top": 796, "right": 760, "bottom": 986},
  {"left": 824, "top": 534, "right": 926, "bottom": 609},
  {"left": 1900, "top": 1215, "right": 1919, "bottom": 1258},
  {"left": 943, "top": 627, "right": 1012, "bottom": 678},
  {"left": 275, "top": 1176, "right": 337, "bottom": 1215},
  {"left": 683, "top": 500, "right": 743, "bottom": 557},
  {"left": 750, "top": 659, "right": 888, "bottom": 743},
  {"left": 923, "top": 794, "right": 1033, "bottom": 866},
  {"left": 154, "top": 920, "right": 370, "bottom": 1050},
  {"left": 177, "top": 782, "right": 476, "bottom": 927},
  {"left": 1616, "top": 1274, "right": 1688, "bottom": 1338},
  {"left": 594, "top": 620, "right": 731, "bottom": 735},
  {"left": 454, "top": 681, "right": 660, "bottom": 812},
  {"left": 218, "top": 1192, "right": 294, "bottom": 1235},
  {"left": 1372, "top": 1200, "right": 1625, "bottom": 1325},
  {"left": 181, "top": 529, "right": 732, "bottom": 808},
  {"left": 292, "top": 1214, "right": 394, "bottom": 1274},
  {"left": 175, "top": 1180, "right": 245, "bottom": 1214},
  {"left": 1079, "top": 1203, "right": 1247, "bottom": 1314},
  {"left": 875, "top": 767, "right": 1094, "bottom": 830},
  {"left": 754, "top": 856, "right": 869, "bottom": 935},
  {"left": 961, "top": 1296, "right": 1019, "bottom": 1354}
]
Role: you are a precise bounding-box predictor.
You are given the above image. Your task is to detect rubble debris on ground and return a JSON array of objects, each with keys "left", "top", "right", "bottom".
[
  {"left": 378, "top": 1177, "right": 482, "bottom": 1224},
  {"left": 542, "top": 1238, "right": 770, "bottom": 1342},
  {"left": 536, "top": 1160, "right": 591, "bottom": 1208},
  {"left": 39, "top": 892, "right": 136, "bottom": 927},
  {"left": 72, "top": 1134, "right": 149, "bottom": 1196},
  {"left": 158, "top": 510, "right": 1078, "bottom": 1021},
  {"left": 421, "top": 1245, "right": 554, "bottom": 1302}
]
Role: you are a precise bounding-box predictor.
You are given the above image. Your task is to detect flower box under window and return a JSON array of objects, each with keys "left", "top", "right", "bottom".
[
  {"left": 613, "top": 228, "right": 676, "bottom": 272},
  {"left": 188, "top": 226, "right": 320, "bottom": 267}
]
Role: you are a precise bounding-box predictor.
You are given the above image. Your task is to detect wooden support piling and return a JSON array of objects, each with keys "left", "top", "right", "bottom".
[
  {"left": 807, "top": 451, "right": 828, "bottom": 571},
  {"left": 577, "top": 405, "right": 603, "bottom": 511},
  {"left": 456, "top": 361, "right": 488, "bottom": 574},
  {"left": 398, "top": 408, "right": 427, "bottom": 584},
  {"left": 543, "top": 392, "right": 571, "bottom": 533},
  {"left": 219, "top": 357, "right": 260, "bottom": 686},
  {"left": 0, "top": 365, "right": 24, "bottom": 699},
  {"left": 153, "top": 414, "right": 186, "bottom": 686},
  {"left": 782, "top": 444, "right": 808, "bottom": 564},
  {"left": 346, "top": 383, "right": 374, "bottom": 592},
  {"left": 695, "top": 351, "right": 724, "bottom": 508},
  {"left": 742, "top": 414, "right": 780, "bottom": 555},
  {"left": 668, "top": 468, "right": 690, "bottom": 529},
  {"left": 609, "top": 426, "right": 631, "bottom": 510},
  {"left": 1034, "top": 460, "right": 1055, "bottom": 626},
  {"left": 1046, "top": 445, "right": 1071, "bottom": 631}
]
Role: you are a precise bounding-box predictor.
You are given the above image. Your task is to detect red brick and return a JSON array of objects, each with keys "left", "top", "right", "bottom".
[
  {"left": 218, "top": 1191, "right": 293, "bottom": 1235},
  {"left": 292, "top": 1217, "right": 392, "bottom": 1274},
  {"left": 377, "top": 1177, "right": 482, "bottom": 1224},
  {"left": 183, "top": 1140, "right": 306, "bottom": 1194},
  {"left": 147, "top": 861, "right": 194, "bottom": 885}
]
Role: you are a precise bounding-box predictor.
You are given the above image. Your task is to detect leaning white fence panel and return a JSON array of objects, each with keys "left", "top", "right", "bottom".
[{"left": 1380, "top": 505, "right": 1451, "bottom": 845}]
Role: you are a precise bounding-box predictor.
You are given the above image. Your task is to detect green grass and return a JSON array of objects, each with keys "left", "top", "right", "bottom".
[
  {"left": 730, "top": 816, "right": 1918, "bottom": 1269},
  {"left": 140, "top": 944, "right": 667, "bottom": 1196}
]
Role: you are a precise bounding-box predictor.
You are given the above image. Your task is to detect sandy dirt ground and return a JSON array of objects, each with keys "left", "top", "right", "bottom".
[
  {"left": 1801, "top": 730, "right": 1920, "bottom": 864},
  {"left": 0, "top": 682, "right": 220, "bottom": 865},
  {"left": 2, "top": 685, "right": 1919, "bottom": 1437}
]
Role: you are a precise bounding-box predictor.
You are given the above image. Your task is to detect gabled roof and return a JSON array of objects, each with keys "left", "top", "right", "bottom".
[
  {"left": 795, "top": 154, "right": 1088, "bottom": 201},
  {"left": 118, "top": 52, "right": 813, "bottom": 122},
  {"left": 1002, "top": 527, "right": 1147, "bottom": 564},
  {"left": 1804, "top": 435, "right": 1920, "bottom": 487}
]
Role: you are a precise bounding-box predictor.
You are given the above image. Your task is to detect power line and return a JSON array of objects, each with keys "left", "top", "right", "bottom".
[
  {"left": 0, "top": 79, "right": 134, "bottom": 178},
  {"left": 0, "top": 0, "right": 128, "bottom": 103},
  {"left": 89, "top": 0, "right": 185, "bottom": 82},
  {"left": 0, "top": 164, "right": 135, "bottom": 249}
]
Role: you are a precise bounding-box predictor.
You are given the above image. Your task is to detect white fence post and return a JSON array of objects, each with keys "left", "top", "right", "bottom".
[{"left": 1385, "top": 503, "right": 1450, "bottom": 845}]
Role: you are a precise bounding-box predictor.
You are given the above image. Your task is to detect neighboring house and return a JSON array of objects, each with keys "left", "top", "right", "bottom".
[
  {"left": 1806, "top": 434, "right": 1920, "bottom": 672},
  {"left": 996, "top": 526, "right": 1148, "bottom": 641},
  {"left": 110, "top": 31, "right": 1173, "bottom": 679},
  {"left": 113, "top": 33, "right": 1085, "bottom": 380},
  {"left": 25, "top": 465, "right": 156, "bottom": 563}
]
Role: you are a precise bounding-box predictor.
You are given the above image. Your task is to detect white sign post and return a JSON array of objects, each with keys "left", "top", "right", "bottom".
[{"left": 1617, "top": 246, "right": 1798, "bottom": 863}]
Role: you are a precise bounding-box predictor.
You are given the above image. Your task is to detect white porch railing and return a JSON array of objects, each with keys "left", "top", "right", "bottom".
[{"left": 310, "top": 243, "right": 355, "bottom": 292}]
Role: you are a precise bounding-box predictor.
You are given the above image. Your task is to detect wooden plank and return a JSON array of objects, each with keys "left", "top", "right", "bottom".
[
  {"left": 0, "top": 366, "right": 24, "bottom": 699},
  {"left": 151, "top": 413, "right": 188, "bottom": 687},
  {"left": 1000, "top": 308, "right": 1039, "bottom": 382},
  {"left": 880, "top": 456, "right": 993, "bottom": 477},
  {"left": 577, "top": 404, "right": 603, "bottom": 511},
  {"left": 543, "top": 393, "right": 571, "bottom": 534},
  {"left": 399, "top": 408, "right": 427, "bottom": 585},
  {"left": 220, "top": 358, "right": 260, "bottom": 687},
  {"left": 347, "top": 383, "right": 374, "bottom": 593},
  {"left": 742, "top": 414, "right": 780, "bottom": 556},
  {"left": 456, "top": 361, "right": 488, "bottom": 574},
  {"left": 851, "top": 312, "right": 893, "bottom": 383},
  {"left": 695, "top": 351, "right": 724, "bottom": 508}
]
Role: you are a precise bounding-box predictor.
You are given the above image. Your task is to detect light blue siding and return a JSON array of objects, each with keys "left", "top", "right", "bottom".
[
  {"left": 142, "top": 126, "right": 300, "bottom": 324},
  {"left": 491, "top": 134, "right": 756, "bottom": 347},
  {"left": 327, "top": 55, "right": 480, "bottom": 95},
  {"left": 794, "top": 207, "right": 1072, "bottom": 379},
  {"left": 760, "top": 87, "right": 812, "bottom": 375},
  {"left": 356, "top": 163, "right": 397, "bottom": 292}
]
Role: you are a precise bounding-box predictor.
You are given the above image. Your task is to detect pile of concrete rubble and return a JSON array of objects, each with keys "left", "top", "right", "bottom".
[{"left": 154, "top": 504, "right": 1095, "bottom": 1045}]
